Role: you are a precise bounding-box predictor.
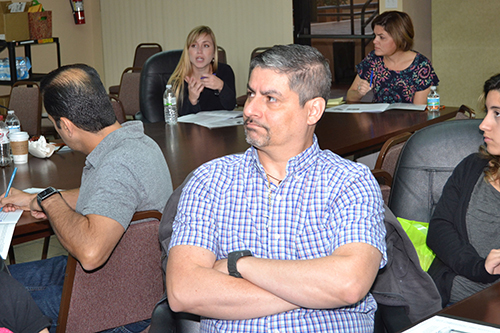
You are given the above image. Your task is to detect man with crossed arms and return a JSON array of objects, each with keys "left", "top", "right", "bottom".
[{"left": 166, "top": 44, "right": 386, "bottom": 332}]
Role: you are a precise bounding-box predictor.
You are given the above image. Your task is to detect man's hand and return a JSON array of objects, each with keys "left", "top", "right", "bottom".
[
  {"left": 485, "top": 249, "right": 500, "bottom": 275},
  {"left": 29, "top": 197, "right": 47, "bottom": 219},
  {"left": 0, "top": 187, "right": 35, "bottom": 211}
]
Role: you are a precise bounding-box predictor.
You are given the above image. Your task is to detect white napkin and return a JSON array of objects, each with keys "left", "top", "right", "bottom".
[{"left": 28, "top": 135, "right": 56, "bottom": 158}]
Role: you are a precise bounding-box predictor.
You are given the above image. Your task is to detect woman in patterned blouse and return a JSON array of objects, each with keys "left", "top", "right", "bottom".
[{"left": 346, "top": 11, "right": 439, "bottom": 104}]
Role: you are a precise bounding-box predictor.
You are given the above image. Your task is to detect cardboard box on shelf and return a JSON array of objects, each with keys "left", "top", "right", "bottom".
[
  {"left": 28, "top": 10, "right": 51, "bottom": 39},
  {"left": 0, "top": 1, "right": 31, "bottom": 42}
]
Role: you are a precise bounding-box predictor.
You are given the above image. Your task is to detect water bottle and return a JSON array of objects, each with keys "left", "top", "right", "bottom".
[
  {"left": 427, "top": 86, "right": 440, "bottom": 112},
  {"left": 163, "top": 84, "right": 177, "bottom": 125},
  {"left": 5, "top": 110, "right": 21, "bottom": 133},
  {"left": 0, "top": 117, "right": 11, "bottom": 167}
]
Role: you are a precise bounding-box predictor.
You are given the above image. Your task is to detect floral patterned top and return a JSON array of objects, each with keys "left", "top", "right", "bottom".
[{"left": 356, "top": 51, "right": 439, "bottom": 103}]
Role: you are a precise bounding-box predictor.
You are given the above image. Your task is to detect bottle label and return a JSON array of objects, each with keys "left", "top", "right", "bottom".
[
  {"left": 7, "top": 125, "right": 20, "bottom": 133},
  {"left": 0, "top": 129, "right": 8, "bottom": 144},
  {"left": 427, "top": 97, "right": 440, "bottom": 111},
  {"left": 167, "top": 95, "right": 176, "bottom": 106}
]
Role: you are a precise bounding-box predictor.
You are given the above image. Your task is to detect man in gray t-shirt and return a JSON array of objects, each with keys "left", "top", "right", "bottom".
[{"left": 1, "top": 64, "right": 172, "bottom": 333}]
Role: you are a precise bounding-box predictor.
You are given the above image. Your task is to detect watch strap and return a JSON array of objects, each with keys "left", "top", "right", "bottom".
[
  {"left": 228, "top": 250, "right": 252, "bottom": 278},
  {"left": 36, "top": 187, "right": 60, "bottom": 214}
]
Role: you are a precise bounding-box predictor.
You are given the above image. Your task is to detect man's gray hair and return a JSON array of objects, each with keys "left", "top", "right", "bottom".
[{"left": 249, "top": 44, "right": 331, "bottom": 107}]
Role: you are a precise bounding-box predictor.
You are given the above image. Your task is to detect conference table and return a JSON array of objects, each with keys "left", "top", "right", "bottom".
[
  {"left": 147, "top": 106, "right": 459, "bottom": 188},
  {"left": 8, "top": 106, "right": 459, "bottom": 257},
  {"left": 437, "top": 281, "right": 500, "bottom": 327}
]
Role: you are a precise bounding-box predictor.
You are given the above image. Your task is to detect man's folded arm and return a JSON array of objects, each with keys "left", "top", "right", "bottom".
[
  {"left": 166, "top": 244, "right": 300, "bottom": 319},
  {"left": 236, "top": 242, "right": 383, "bottom": 309},
  {"left": 166, "top": 242, "right": 382, "bottom": 319}
]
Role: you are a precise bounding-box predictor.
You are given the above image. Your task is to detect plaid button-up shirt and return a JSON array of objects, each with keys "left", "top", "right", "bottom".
[{"left": 170, "top": 136, "right": 387, "bottom": 333}]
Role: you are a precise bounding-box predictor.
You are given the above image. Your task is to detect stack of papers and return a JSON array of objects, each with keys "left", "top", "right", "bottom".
[
  {"left": 326, "top": 103, "right": 427, "bottom": 113},
  {"left": 0, "top": 210, "right": 24, "bottom": 259},
  {"left": 402, "top": 315, "right": 500, "bottom": 332},
  {"left": 326, "top": 97, "right": 344, "bottom": 107},
  {"left": 0, "top": 188, "right": 45, "bottom": 259},
  {"left": 178, "top": 111, "right": 243, "bottom": 129}
]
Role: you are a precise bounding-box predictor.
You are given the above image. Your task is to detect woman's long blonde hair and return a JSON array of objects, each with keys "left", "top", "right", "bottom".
[{"left": 168, "top": 26, "right": 218, "bottom": 106}]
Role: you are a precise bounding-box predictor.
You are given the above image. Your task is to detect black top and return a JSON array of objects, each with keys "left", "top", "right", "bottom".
[
  {"left": 0, "top": 269, "right": 51, "bottom": 332},
  {"left": 179, "top": 62, "right": 237, "bottom": 116},
  {"left": 427, "top": 153, "right": 499, "bottom": 306}
]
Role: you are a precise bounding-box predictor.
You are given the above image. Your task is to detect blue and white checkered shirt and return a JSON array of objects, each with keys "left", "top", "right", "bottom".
[{"left": 169, "top": 136, "right": 387, "bottom": 333}]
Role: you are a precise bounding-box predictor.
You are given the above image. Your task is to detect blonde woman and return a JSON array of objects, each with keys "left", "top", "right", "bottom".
[{"left": 168, "top": 26, "right": 236, "bottom": 116}]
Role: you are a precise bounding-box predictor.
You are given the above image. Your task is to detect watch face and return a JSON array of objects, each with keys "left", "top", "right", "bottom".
[{"left": 38, "top": 187, "right": 57, "bottom": 201}]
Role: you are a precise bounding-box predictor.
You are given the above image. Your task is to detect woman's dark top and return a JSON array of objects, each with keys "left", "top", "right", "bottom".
[
  {"left": 179, "top": 62, "right": 236, "bottom": 116},
  {"left": 427, "top": 153, "right": 500, "bottom": 306}
]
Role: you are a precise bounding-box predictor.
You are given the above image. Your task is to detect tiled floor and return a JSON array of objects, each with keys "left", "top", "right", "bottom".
[{"left": 7, "top": 235, "right": 67, "bottom": 265}]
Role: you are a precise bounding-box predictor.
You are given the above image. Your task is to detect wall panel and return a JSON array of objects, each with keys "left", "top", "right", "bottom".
[
  {"left": 100, "top": 0, "right": 293, "bottom": 97},
  {"left": 432, "top": 1, "right": 500, "bottom": 111}
]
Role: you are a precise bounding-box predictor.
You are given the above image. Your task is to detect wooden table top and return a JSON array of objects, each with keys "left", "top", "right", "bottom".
[
  {"left": 144, "top": 106, "right": 459, "bottom": 188},
  {"left": 439, "top": 281, "right": 500, "bottom": 326}
]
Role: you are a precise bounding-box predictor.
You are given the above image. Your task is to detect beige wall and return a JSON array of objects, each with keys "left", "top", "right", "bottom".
[
  {"left": 432, "top": 1, "right": 500, "bottom": 111},
  {"left": 0, "top": 0, "right": 103, "bottom": 96},
  {"left": 100, "top": 0, "right": 293, "bottom": 97},
  {"left": 379, "top": 0, "right": 432, "bottom": 60}
]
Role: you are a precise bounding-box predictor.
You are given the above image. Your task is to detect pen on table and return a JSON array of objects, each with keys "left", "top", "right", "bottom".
[
  {"left": 0, "top": 167, "right": 18, "bottom": 213},
  {"left": 54, "top": 143, "right": 66, "bottom": 153},
  {"left": 369, "top": 70, "right": 374, "bottom": 88}
]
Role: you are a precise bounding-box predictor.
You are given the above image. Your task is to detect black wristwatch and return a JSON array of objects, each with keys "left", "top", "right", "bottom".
[
  {"left": 36, "top": 187, "right": 60, "bottom": 214},
  {"left": 228, "top": 250, "right": 252, "bottom": 278}
]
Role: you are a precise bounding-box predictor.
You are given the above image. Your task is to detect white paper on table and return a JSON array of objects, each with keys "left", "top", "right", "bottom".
[
  {"left": 402, "top": 315, "right": 500, "bottom": 332},
  {"left": 0, "top": 210, "right": 24, "bottom": 260},
  {"left": 326, "top": 103, "right": 426, "bottom": 113},
  {"left": 178, "top": 111, "right": 243, "bottom": 128}
]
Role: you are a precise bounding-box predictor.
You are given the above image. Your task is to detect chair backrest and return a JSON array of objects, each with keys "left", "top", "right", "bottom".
[
  {"left": 217, "top": 46, "right": 227, "bottom": 64},
  {"left": 374, "top": 132, "right": 413, "bottom": 178},
  {"left": 455, "top": 104, "right": 476, "bottom": 119},
  {"left": 389, "top": 120, "right": 483, "bottom": 222},
  {"left": 133, "top": 43, "right": 163, "bottom": 70},
  {"left": 250, "top": 46, "right": 271, "bottom": 60},
  {"left": 117, "top": 67, "right": 142, "bottom": 117},
  {"left": 109, "top": 95, "right": 127, "bottom": 124},
  {"left": 8, "top": 81, "right": 41, "bottom": 137},
  {"left": 150, "top": 172, "right": 201, "bottom": 332},
  {"left": 140, "top": 49, "right": 182, "bottom": 123},
  {"left": 57, "top": 211, "right": 163, "bottom": 333},
  {"left": 371, "top": 132, "right": 413, "bottom": 205},
  {"left": 236, "top": 47, "right": 272, "bottom": 106}
]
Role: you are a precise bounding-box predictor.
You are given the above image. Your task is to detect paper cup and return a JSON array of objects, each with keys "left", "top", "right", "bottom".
[{"left": 9, "top": 131, "right": 29, "bottom": 164}]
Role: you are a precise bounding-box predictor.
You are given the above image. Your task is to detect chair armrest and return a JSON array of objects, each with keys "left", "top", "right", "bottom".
[{"left": 371, "top": 169, "right": 393, "bottom": 187}]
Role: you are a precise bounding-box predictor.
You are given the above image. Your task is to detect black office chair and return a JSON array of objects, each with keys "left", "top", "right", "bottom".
[
  {"left": 139, "top": 50, "right": 182, "bottom": 123},
  {"left": 388, "top": 119, "right": 484, "bottom": 222},
  {"left": 150, "top": 171, "right": 200, "bottom": 333}
]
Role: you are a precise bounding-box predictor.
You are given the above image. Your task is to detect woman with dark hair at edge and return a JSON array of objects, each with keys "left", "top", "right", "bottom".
[
  {"left": 346, "top": 10, "right": 439, "bottom": 104},
  {"left": 427, "top": 73, "right": 500, "bottom": 306}
]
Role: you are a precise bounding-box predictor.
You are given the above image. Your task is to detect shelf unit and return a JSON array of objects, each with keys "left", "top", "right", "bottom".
[{"left": 0, "top": 37, "right": 61, "bottom": 85}]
